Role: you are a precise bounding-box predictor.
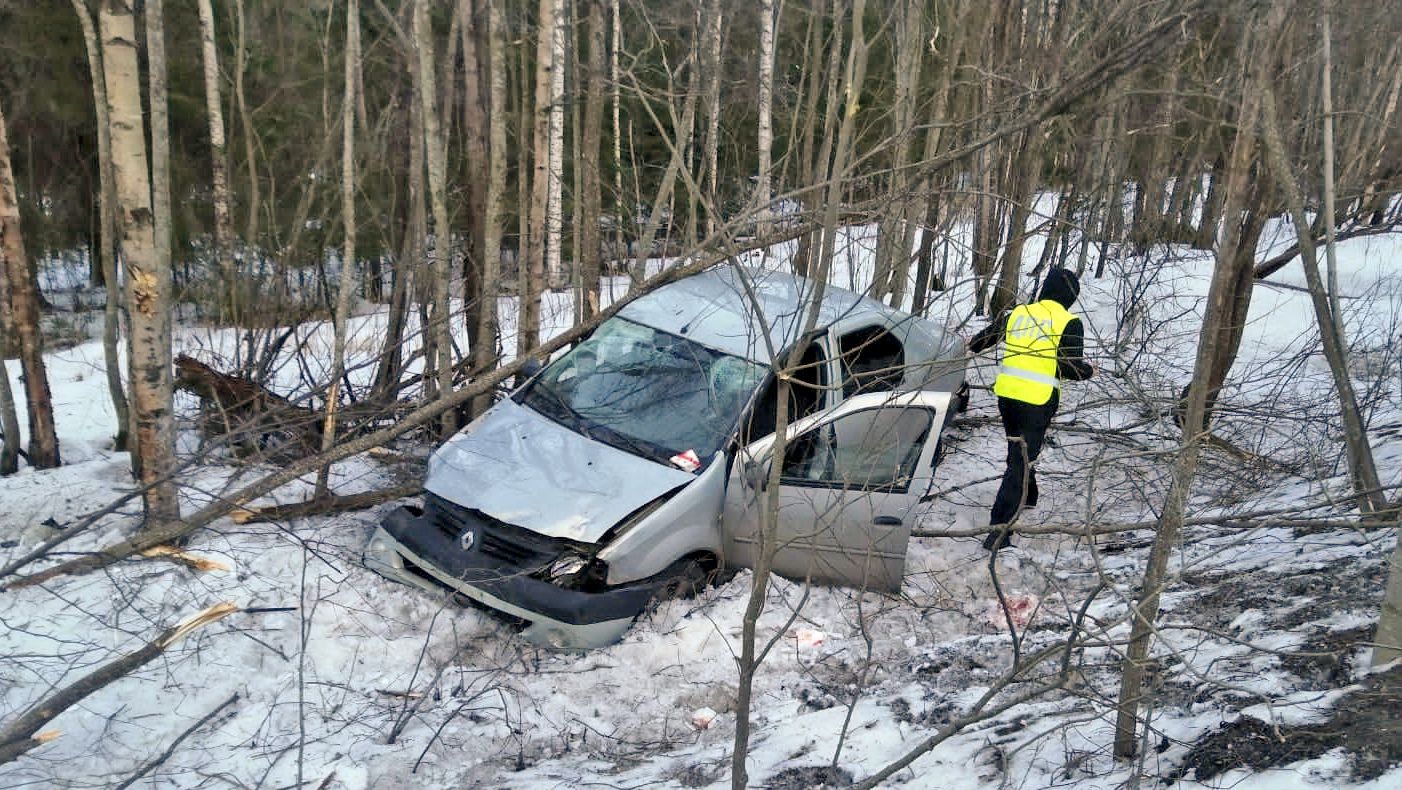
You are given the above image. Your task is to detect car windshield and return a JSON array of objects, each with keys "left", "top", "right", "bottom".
[{"left": 519, "top": 317, "right": 766, "bottom": 470}]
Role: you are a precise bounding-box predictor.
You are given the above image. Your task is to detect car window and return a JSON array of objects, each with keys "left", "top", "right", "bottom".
[
  {"left": 780, "top": 407, "right": 933, "bottom": 492},
  {"left": 838, "top": 326, "right": 905, "bottom": 397},
  {"left": 742, "top": 339, "right": 828, "bottom": 443}
]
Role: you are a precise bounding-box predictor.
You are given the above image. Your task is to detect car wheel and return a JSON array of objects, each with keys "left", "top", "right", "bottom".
[{"left": 655, "top": 556, "right": 715, "bottom": 600}]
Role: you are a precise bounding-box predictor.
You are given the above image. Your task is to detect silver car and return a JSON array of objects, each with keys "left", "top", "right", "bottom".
[{"left": 364, "top": 265, "right": 967, "bottom": 649}]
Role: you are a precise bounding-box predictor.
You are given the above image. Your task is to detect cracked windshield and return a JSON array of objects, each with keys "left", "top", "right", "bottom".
[{"left": 520, "top": 317, "right": 765, "bottom": 470}]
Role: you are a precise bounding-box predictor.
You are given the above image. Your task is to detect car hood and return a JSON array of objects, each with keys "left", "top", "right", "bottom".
[{"left": 424, "top": 398, "right": 697, "bottom": 543}]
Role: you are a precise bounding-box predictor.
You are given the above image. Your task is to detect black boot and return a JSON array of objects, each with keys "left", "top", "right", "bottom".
[{"left": 983, "top": 526, "right": 1014, "bottom": 552}]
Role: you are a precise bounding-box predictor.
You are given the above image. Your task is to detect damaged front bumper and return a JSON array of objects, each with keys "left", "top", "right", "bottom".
[{"left": 364, "top": 506, "right": 658, "bottom": 650}]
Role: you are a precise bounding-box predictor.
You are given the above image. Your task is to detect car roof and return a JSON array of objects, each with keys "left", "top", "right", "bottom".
[{"left": 617, "top": 264, "right": 957, "bottom": 365}]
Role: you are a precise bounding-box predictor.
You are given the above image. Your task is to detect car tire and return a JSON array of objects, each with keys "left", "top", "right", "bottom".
[{"left": 655, "top": 556, "right": 715, "bottom": 600}]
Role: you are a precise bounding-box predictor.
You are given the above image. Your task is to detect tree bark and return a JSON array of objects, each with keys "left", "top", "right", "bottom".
[
  {"left": 1259, "top": 82, "right": 1387, "bottom": 516},
  {"left": 0, "top": 95, "right": 61, "bottom": 469},
  {"left": 471, "top": 0, "right": 506, "bottom": 419},
  {"left": 1114, "top": 30, "right": 1265, "bottom": 756},
  {"left": 755, "top": 0, "right": 776, "bottom": 241},
  {"left": 197, "top": 0, "right": 236, "bottom": 318},
  {"left": 545, "top": 0, "right": 566, "bottom": 290},
  {"left": 459, "top": 0, "right": 489, "bottom": 373},
  {"left": 317, "top": 0, "right": 361, "bottom": 499},
  {"left": 414, "top": 0, "right": 457, "bottom": 436},
  {"left": 102, "top": 0, "right": 178, "bottom": 525},
  {"left": 578, "top": 0, "right": 606, "bottom": 322},
  {"left": 72, "top": 0, "right": 130, "bottom": 452}
]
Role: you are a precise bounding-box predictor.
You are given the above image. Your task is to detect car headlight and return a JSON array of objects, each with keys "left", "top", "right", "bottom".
[
  {"left": 544, "top": 553, "right": 607, "bottom": 588},
  {"left": 548, "top": 554, "right": 589, "bottom": 582}
]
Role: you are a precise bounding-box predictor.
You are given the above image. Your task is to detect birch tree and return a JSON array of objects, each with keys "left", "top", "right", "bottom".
[
  {"left": 755, "top": 0, "right": 776, "bottom": 241},
  {"left": 72, "top": 0, "right": 130, "bottom": 452},
  {"left": 197, "top": 0, "right": 236, "bottom": 317},
  {"left": 101, "top": 0, "right": 178, "bottom": 526}
]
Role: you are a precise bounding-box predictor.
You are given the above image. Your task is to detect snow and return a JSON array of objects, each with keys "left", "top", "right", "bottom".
[{"left": 2, "top": 214, "right": 1401, "bottom": 790}]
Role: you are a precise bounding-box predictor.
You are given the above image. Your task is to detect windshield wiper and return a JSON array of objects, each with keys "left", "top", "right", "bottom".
[{"left": 519, "top": 382, "right": 581, "bottom": 428}]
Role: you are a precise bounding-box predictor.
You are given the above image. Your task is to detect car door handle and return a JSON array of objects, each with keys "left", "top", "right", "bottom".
[{"left": 872, "top": 515, "right": 903, "bottom": 527}]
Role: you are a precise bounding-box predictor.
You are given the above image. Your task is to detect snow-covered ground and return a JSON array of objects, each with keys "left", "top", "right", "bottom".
[{"left": 2, "top": 216, "right": 1401, "bottom": 790}]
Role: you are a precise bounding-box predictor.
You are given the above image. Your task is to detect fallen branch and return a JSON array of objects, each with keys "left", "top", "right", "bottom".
[
  {"left": 231, "top": 480, "right": 423, "bottom": 524},
  {"left": 109, "top": 693, "right": 239, "bottom": 790},
  {"left": 0, "top": 602, "right": 239, "bottom": 765},
  {"left": 138, "top": 545, "right": 231, "bottom": 572}
]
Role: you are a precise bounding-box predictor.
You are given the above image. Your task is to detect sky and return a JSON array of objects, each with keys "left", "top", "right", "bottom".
[{"left": 2, "top": 212, "right": 1401, "bottom": 790}]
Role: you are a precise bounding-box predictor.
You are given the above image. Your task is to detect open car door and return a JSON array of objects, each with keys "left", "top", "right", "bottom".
[{"left": 723, "top": 390, "right": 952, "bottom": 593}]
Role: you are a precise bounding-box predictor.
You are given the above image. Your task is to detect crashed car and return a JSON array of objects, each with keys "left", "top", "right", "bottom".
[{"left": 365, "top": 264, "right": 967, "bottom": 649}]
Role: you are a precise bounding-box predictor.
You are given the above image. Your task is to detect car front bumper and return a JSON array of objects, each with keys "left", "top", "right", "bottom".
[{"left": 363, "top": 506, "right": 655, "bottom": 650}]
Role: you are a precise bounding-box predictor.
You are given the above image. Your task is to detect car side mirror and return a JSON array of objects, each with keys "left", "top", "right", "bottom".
[{"left": 519, "top": 358, "right": 545, "bottom": 378}]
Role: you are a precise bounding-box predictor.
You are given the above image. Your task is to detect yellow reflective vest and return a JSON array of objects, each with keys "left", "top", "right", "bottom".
[{"left": 994, "top": 299, "right": 1077, "bottom": 405}]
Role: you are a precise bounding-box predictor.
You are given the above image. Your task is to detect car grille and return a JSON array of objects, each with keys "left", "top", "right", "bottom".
[{"left": 424, "top": 493, "right": 564, "bottom": 570}]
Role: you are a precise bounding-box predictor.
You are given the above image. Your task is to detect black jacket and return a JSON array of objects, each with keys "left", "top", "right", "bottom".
[{"left": 970, "top": 269, "right": 1094, "bottom": 382}]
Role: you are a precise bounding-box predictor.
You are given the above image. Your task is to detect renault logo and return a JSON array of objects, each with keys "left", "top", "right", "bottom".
[{"left": 460, "top": 530, "right": 476, "bottom": 551}]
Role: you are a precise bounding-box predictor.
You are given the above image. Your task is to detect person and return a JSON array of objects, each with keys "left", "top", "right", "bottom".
[{"left": 969, "top": 268, "right": 1095, "bottom": 551}]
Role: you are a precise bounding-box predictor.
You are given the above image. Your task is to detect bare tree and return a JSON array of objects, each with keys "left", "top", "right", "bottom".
[
  {"left": 101, "top": 0, "right": 178, "bottom": 525},
  {"left": 197, "top": 0, "right": 236, "bottom": 317},
  {"left": 577, "top": 0, "right": 606, "bottom": 321},
  {"left": 316, "top": 0, "right": 362, "bottom": 500},
  {"left": 0, "top": 96, "right": 60, "bottom": 470},
  {"left": 415, "top": 0, "right": 457, "bottom": 436},
  {"left": 755, "top": 0, "right": 776, "bottom": 241},
  {"left": 72, "top": 0, "right": 130, "bottom": 452},
  {"left": 1259, "top": 83, "right": 1387, "bottom": 516}
]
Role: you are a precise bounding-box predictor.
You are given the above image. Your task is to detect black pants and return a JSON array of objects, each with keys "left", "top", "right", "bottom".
[{"left": 990, "top": 392, "right": 1059, "bottom": 527}]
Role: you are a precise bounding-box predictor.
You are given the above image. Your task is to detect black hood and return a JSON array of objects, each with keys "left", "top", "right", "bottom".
[{"left": 1038, "top": 268, "right": 1080, "bottom": 309}]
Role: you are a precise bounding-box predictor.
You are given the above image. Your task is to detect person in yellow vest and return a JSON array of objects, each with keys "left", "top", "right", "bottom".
[{"left": 969, "top": 268, "right": 1095, "bottom": 551}]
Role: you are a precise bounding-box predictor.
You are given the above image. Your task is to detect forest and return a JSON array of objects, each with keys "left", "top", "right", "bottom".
[{"left": 3, "top": 0, "right": 1402, "bottom": 787}]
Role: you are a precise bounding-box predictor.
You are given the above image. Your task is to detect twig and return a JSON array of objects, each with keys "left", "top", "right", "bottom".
[
  {"left": 110, "top": 693, "right": 239, "bottom": 790},
  {"left": 0, "top": 603, "right": 239, "bottom": 764}
]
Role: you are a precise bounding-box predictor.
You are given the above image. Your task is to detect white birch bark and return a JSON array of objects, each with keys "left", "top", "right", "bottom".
[
  {"left": 102, "top": 0, "right": 178, "bottom": 524},
  {"left": 755, "top": 0, "right": 776, "bottom": 240},
  {"left": 545, "top": 0, "right": 567, "bottom": 289},
  {"left": 197, "top": 0, "right": 235, "bottom": 315}
]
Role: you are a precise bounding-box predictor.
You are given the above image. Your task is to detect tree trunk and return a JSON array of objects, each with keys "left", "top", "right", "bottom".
[
  {"left": 700, "top": 0, "right": 722, "bottom": 239},
  {"left": 1114, "top": 30, "right": 1267, "bottom": 756},
  {"left": 72, "top": 0, "right": 130, "bottom": 452},
  {"left": 232, "top": 0, "right": 260, "bottom": 246},
  {"left": 873, "top": 0, "right": 922, "bottom": 305},
  {"left": 460, "top": 0, "right": 489, "bottom": 374},
  {"left": 1111, "top": 88, "right": 1259, "bottom": 759},
  {"left": 317, "top": 0, "right": 361, "bottom": 499},
  {"left": 1259, "top": 82, "right": 1387, "bottom": 516},
  {"left": 102, "top": 0, "right": 178, "bottom": 525},
  {"left": 733, "top": 4, "right": 868, "bottom": 785},
  {"left": 0, "top": 99, "right": 61, "bottom": 470},
  {"left": 521, "top": 0, "right": 556, "bottom": 348},
  {"left": 545, "top": 0, "right": 567, "bottom": 290},
  {"left": 471, "top": 0, "right": 506, "bottom": 419},
  {"left": 755, "top": 0, "right": 776, "bottom": 241},
  {"left": 578, "top": 0, "right": 606, "bottom": 322},
  {"left": 415, "top": 0, "right": 457, "bottom": 436},
  {"left": 0, "top": 143, "right": 20, "bottom": 474},
  {"left": 197, "top": 0, "right": 236, "bottom": 319}
]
